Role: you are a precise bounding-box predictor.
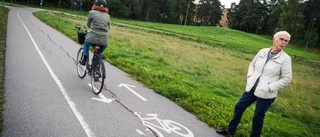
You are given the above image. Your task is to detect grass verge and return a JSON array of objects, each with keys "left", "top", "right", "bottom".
[{"left": 0, "top": 6, "right": 9, "bottom": 133}]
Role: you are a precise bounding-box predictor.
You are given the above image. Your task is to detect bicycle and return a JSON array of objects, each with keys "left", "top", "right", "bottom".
[
  {"left": 75, "top": 26, "right": 106, "bottom": 95},
  {"left": 134, "top": 112, "right": 194, "bottom": 137}
]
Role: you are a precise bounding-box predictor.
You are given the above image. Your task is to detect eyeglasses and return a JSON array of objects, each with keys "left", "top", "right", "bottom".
[{"left": 279, "top": 38, "right": 289, "bottom": 43}]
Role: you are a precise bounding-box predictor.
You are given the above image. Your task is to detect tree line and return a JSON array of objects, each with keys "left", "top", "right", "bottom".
[
  {"left": 228, "top": 0, "right": 319, "bottom": 49},
  {"left": 5, "top": 0, "right": 320, "bottom": 49}
]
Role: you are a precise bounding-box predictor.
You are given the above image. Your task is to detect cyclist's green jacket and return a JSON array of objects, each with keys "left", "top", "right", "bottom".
[{"left": 86, "top": 10, "right": 110, "bottom": 47}]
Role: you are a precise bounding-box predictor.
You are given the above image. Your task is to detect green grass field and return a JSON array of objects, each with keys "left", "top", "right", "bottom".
[
  {"left": 0, "top": 6, "right": 9, "bottom": 133},
  {"left": 30, "top": 11, "right": 320, "bottom": 137}
]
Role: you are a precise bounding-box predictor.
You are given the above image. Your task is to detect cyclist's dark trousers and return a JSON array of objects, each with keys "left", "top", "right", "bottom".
[
  {"left": 83, "top": 40, "right": 107, "bottom": 56},
  {"left": 226, "top": 87, "right": 275, "bottom": 137}
]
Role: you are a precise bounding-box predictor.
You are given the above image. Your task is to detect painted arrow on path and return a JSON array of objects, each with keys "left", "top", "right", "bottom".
[{"left": 118, "top": 83, "right": 148, "bottom": 101}]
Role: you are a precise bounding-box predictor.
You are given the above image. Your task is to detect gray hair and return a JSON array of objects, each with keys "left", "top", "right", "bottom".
[{"left": 274, "top": 31, "right": 291, "bottom": 40}]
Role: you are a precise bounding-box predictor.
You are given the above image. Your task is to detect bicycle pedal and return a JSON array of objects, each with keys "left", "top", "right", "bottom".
[{"left": 94, "top": 77, "right": 99, "bottom": 82}]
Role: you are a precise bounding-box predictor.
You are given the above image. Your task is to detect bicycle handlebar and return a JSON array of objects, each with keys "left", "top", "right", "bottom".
[{"left": 76, "top": 26, "right": 87, "bottom": 32}]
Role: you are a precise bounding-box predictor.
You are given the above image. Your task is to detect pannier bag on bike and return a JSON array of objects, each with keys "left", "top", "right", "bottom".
[{"left": 77, "top": 31, "right": 87, "bottom": 44}]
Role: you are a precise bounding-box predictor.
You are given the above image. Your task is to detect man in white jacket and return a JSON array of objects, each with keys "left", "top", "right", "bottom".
[{"left": 217, "top": 31, "right": 292, "bottom": 137}]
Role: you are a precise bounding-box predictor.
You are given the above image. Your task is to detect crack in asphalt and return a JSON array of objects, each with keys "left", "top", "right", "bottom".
[
  {"left": 40, "top": 43, "right": 52, "bottom": 56},
  {"left": 106, "top": 87, "right": 157, "bottom": 137},
  {"left": 32, "top": 21, "right": 77, "bottom": 63}
]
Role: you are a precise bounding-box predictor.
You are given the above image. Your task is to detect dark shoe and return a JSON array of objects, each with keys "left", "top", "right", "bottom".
[
  {"left": 79, "top": 55, "right": 87, "bottom": 66},
  {"left": 216, "top": 129, "right": 233, "bottom": 136},
  {"left": 79, "top": 59, "right": 86, "bottom": 66}
]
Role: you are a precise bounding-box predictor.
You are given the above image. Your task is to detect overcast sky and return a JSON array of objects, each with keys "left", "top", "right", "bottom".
[{"left": 220, "top": 0, "right": 240, "bottom": 8}]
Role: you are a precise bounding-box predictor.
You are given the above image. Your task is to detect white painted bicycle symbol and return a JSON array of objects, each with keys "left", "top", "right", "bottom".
[{"left": 134, "top": 112, "right": 194, "bottom": 137}]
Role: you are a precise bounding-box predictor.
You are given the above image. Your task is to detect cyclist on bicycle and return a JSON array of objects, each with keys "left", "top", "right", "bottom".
[{"left": 79, "top": 0, "right": 110, "bottom": 66}]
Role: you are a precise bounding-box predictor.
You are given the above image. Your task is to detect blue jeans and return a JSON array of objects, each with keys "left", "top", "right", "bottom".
[
  {"left": 83, "top": 40, "right": 107, "bottom": 56},
  {"left": 227, "top": 87, "right": 275, "bottom": 137}
]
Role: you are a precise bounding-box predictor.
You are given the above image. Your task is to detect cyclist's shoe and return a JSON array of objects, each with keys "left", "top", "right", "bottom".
[
  {"left": 79, "top": 55, "right": 87, "bottom": 66},
  {"left": 79, "top": 59, "right": 86, "bottom": 66}
]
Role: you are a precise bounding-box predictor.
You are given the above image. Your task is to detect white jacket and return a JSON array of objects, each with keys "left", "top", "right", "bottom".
[{"left": 245, "top": 48, "right": 292, "bottom": 99}]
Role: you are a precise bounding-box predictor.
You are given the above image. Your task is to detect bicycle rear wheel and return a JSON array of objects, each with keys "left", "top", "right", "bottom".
[
  {"left": 91, "top": 58, "right": 105, "bottom": 94},
  {"left": 76, "top": 48, "right": 87, "bottom": 78}
]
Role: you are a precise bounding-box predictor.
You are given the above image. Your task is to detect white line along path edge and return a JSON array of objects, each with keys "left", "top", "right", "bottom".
[{"left": 17, "top": 10, "right": 95, "bottom": 137}]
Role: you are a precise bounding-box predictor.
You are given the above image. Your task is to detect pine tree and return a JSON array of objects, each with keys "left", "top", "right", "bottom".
[{"left": 275, "top": 0, "right": 305, "bottom": 40}]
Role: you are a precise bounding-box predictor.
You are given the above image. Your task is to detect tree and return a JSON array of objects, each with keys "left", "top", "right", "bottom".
[
  {"left": 304, "top": 0, "right": 320, "bottom": 48},
  {"left": 158, "top": 0, "right": 175, "bottom": 23},
  {"left": 196, "top": 0, "right": 211, "bottom": 25},
  {"left": 234, "top": 0, "right": 270, "bottom": 33},
  {"left": 228, "top": 2, "right": 241, "bottom": 29},
  {"left": 228, "top": 0, "right": 252, "bottom": 30},
  {"left": 174, "top": 0, "right": 187, "bottom": 24},
  {"left": 195, "top": 0, "right": 222, "bottom": 26},
  {"left": 209, "top": 0, "right": 222, "bottom": 25},
  {"left": 141, "top": 0, "right": 160, "bottom": 21},
  {"left": 108, "top": 0, "right": 132, "bottom": 18},
  {"left": 251, "top": 0, "right": 269, "bottom": 33},
  {"left": 121, "top": 0, "right": 143, "bottom": 19},
  {"left": 275, "top": 0, "right": 305, "bottom": 41},
  {"left": 267, "top": 0, "right": 285, "bottom": 34},
  {"left": 237, "top": 0, "right": 254, "bottom": 32}
]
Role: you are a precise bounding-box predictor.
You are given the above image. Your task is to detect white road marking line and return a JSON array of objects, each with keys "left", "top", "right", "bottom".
[
  {"left": 88, "top": 84, "right": 113, "bottom": 103},
  {"left": 136, "top": 129, "right": 145, "bottom": 135},
  {"left": 17, "top": 10, "right": 95, "bottom": 137},
  {"left": 118, "top": 83, "right": 148, "bottom": 101}
]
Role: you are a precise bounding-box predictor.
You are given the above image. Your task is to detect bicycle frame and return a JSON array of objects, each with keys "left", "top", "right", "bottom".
[{"left": 76, "top": 26, "right": 106, "bottom": 94}]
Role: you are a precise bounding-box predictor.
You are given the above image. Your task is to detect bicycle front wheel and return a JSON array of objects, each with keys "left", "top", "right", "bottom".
[
  {"left": 76, "top": 48, "right": 86, "bottom": 78},
  {"left": 91, "top": 58, "right": 105, "bottom": 94}
]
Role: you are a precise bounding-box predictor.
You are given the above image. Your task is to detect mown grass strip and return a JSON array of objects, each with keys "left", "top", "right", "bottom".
[{"left": 113, "top": 18, "right": 320, "bottom": 61}]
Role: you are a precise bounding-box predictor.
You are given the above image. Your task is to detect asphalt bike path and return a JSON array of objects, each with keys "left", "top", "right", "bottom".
[{"left": 3, "top": 6, "right": 222, "bottom": 137}]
